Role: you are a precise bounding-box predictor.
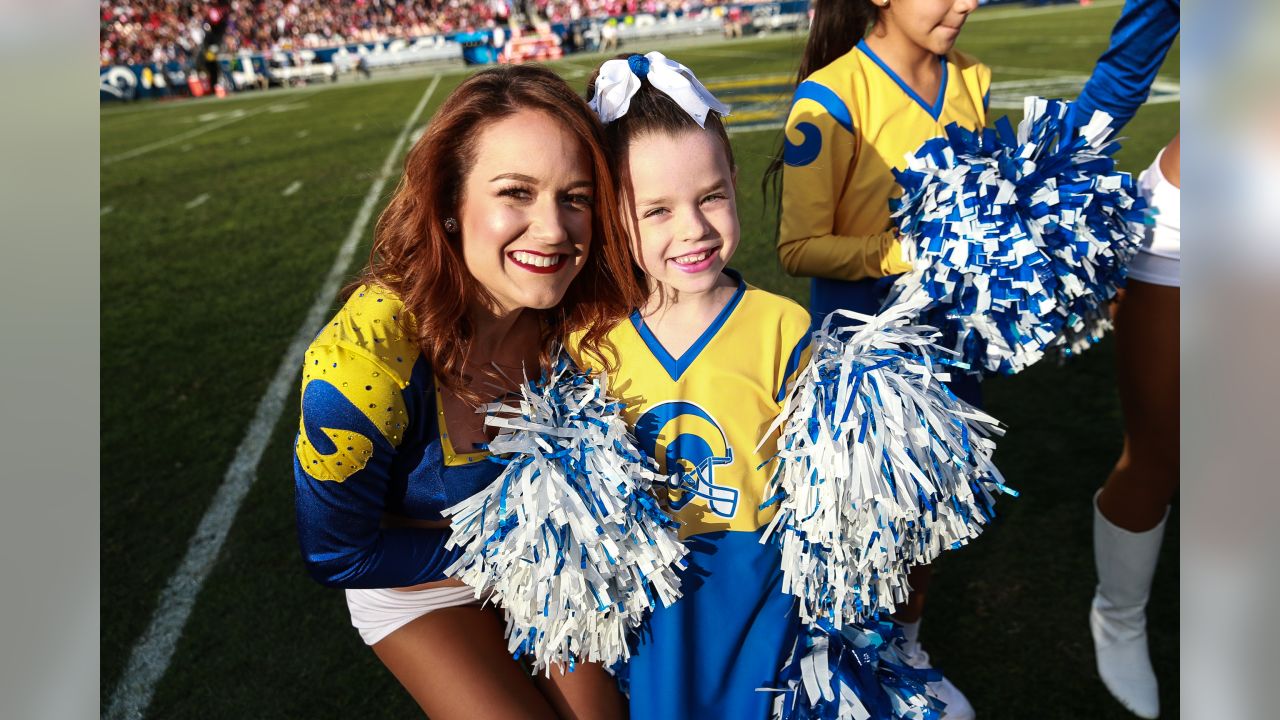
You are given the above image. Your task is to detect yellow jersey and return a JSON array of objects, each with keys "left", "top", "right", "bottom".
[
  {"left": 572, "top": 270, "right": 811, "bottom": 539},
  {"left": 779, "top": 40, "right": 991, "bottom": 283}
]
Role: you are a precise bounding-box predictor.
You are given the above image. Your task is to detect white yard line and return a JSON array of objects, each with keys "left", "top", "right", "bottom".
[
  {"left": 103, "top": 73, "right": 442, "bottom": 720},
  {"left": 103, "top": 109, "right": 258, "bottom": 166},
  {"left": 969, "top": 0, "right": 1121, "bottom": 23},
  {"left": 282, "top": 180, "right": 303, "bottom": 197},
  {"left": 989, "top": 64, "right": 1082, "bottom": 77},
  {"left": 102, "top": 94, "right": 314, "bottom": 165},
  {"left": 728, "top": 121, "right": 784, "bottom": 135},
  {"left": 183, "top": 193, "right": 210, "bottom": 209}
]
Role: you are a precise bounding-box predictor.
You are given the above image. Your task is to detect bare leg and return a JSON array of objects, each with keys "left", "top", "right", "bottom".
[
  {"left": 535, "top": 662, "right": 628, "bottom": 720},
  {"left": 372, "top": 605, "right": 559, "bottom": 720},
  {"left": 1098, "top": 279, "right": 1180, "bottom": 531},
  {"left": 1090, "top": 277, "right": 1179, "bottom": 719},
  {"left": 893, "top": 565, "right": 932, "bottom": 624}
]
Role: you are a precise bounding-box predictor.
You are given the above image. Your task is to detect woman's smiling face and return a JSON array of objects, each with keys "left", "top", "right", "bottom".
[{"left": 457, "top": 108, "right": 595, "bottom": 316}]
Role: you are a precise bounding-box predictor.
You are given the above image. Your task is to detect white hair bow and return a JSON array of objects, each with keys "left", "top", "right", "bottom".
[{"left": 589, "top": 51, "right": 730, "bottom": 128}]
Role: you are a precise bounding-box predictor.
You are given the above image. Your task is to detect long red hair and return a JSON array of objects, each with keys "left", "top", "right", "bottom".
[{"left": 348, "top": 65, "right": 644, "bottom": 397}]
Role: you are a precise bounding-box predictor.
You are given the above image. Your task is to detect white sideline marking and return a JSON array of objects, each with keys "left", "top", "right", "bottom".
[
  {"left": 282, "top": 180, "right": 303, "bottom": 197},
  {"left": 103, "top": 107, "right": 259, "bottom": 165},
  {"left": 410, "top": 125, "right": 426, "bottom": 143},
  {"left": 183, "top": 193, "right": 210, "bottom": 209},
  {"left": 990, "top": 65, "right": 1081, "bottom": 77},
  {"left": 969, "top": 0, "right": 1121, "bottom": 22},
  {"left": 101, "top": 205, "right": 114, "bottom": 216},
  {"left": 728, "top": 121, "right": 783, "bottom": 135},
  {"left": 104, "top": 73, "right": 441, "bottom": 720},
  {"left": 196, "top": 111, "right": 230, "bottom": 123}
]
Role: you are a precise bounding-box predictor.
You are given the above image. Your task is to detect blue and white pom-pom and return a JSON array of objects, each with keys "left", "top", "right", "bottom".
[
  {"left": 764, "top": 619, "right": 943, "bottom": 720},
  {"left": 760, "top": 291, "right": 1013, "bottom": 629},
  {"left": 443, "top": 354, "right": 688, "bottom": 674},
  {"left": 887, "top": 96, "right": 1149, "bottom": 374}
]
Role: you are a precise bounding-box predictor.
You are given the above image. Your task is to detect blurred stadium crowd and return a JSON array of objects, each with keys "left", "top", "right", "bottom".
[{"left": 100, "top": 0, "right": 729, "bottom": 66}]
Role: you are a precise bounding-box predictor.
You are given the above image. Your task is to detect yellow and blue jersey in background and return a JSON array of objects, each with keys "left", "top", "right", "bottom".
[
  {"left": 779, "top": 40, "right": 989, "bottom": 403},
  {"left": 573, "top": 269, "right": 811, "bottom": 719}
]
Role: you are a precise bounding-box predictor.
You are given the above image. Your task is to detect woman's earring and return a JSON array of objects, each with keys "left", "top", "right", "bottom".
[{"left": 443, "top": 217, "right": 460, "bottom": 234}]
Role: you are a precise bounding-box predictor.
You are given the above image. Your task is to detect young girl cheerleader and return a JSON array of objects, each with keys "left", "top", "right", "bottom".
[
  {"left": 768, "top": 0, "right": 990, "bottom": 717},
  {"left": 576, "top": 52, "right": 814, "bottom": 719},
  {"left": 292, "top": 65, "right": 644, "bottom": 719}
]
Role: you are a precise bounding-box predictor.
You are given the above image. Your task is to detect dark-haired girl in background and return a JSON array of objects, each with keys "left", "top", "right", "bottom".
[{"left": 767, "top": 0, "right": 991, "bottom": 717}]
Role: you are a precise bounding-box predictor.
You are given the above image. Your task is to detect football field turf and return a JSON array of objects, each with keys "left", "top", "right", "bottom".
[{"left": 101, "top": 2, "right": 1179, "bottom": 716}]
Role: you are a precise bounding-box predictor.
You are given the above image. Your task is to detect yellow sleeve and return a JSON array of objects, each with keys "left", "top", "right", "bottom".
[
  {"left": 778, "top": 81, "right": 913, "bottom": 281},
  {"left": 772, "top": 301, "right": 814, "bottom": 403},
  {"left": 978, "top": 62, "right": 992, "bottom": 126}
]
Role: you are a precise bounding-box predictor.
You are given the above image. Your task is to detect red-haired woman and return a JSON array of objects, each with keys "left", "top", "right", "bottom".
[{"left": 293, "top": 65, "right": 644, "bottom": 719}]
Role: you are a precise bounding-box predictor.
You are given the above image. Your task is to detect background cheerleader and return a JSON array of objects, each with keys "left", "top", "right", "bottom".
[
  {"left": 1072, "top": 1, "right": 1180, "bottom": 716},
  {"left": 766, "top": 0, "right": 991, "bottom": 716}
]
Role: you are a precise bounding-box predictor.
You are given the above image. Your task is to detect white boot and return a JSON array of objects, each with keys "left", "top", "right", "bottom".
[
  {"left": 1090, "top": 491, "right": 1168, "bottom": 719},
  {"left": 897, "top": 620, "right": 976, "bottom": 720}
]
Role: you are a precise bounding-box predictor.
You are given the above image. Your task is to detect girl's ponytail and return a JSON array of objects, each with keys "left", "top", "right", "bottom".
[
  {"left": 794, "top": 0, "right": 877, "bottom": 85},
  {"left": 763, "top": 0, "right": 877, "bottom": 212}
]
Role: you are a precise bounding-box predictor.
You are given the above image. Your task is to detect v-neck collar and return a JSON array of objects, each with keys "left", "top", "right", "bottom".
[
  {"left": 856, "top": 39, "right": 949, "bottom": 120},
  {"left": 629, "top": 268, "right": 747, "bottom": 382}
]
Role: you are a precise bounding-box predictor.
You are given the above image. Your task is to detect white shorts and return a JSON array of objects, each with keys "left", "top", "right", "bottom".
[
  {"left": 1127, "top": 149, "right": 1181, "bottom": 287},
  {"left": 345, "top": 585, "right": 481, "bottom": 646}
]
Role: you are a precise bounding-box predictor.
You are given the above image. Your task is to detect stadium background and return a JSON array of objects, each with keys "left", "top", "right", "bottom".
[{"left": 101, "top": 2, "right": 1179, "bottom": 717}]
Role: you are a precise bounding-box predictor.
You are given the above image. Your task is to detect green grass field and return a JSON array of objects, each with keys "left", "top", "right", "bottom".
[{"left": 102, "top": 2, "right": 1179, "bottom": 716}]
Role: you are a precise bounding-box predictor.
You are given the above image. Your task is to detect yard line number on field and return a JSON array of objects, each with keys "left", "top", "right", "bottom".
[{"left": 104, "top": 73, "right": 443, "bottom": 720}]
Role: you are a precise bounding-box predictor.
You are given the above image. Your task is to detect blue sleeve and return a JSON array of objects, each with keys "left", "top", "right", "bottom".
[
  {"left": 293, "top": 342, "right": 461, "bottom": 588},
  {"left": 1071, "top": 0, "right": 1180, "bottom": 131},
  {"left": 776, "top": 328, "right": 812, "bottom": 403}
]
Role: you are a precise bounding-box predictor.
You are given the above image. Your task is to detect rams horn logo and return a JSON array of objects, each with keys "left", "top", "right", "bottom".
[{"left": 635, "top": 401, "right": 738, "bottom": 519}]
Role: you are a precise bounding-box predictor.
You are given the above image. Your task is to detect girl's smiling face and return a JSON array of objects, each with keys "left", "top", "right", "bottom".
[
  {"left": 623, "top": 128, "right": 739, "bottom": 300},
  {"left": 458, "top": 108, "right": 594, "bottom": 316}
]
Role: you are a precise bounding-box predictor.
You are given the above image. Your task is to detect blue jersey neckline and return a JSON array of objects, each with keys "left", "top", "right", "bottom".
[
  {"left": 856, "top": 39, "right": 949, "bottom": 120},
  {"left": 630, "top": 268, "right": 747, "bottom": 383}
]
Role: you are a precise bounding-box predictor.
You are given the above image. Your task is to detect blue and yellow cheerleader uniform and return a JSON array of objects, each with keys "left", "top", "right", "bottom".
[
  {"left": 574, "top": 269, "right": 811, "bottom": 720},
  {"left": 293, "top": 286, "right": 498, "bottom": 590},
  {"left": 779, "top": 39, "right": 990, "bottom": 402}
]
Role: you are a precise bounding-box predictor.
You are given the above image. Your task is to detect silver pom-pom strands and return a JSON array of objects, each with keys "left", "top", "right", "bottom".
[
  {"left": 765, "top": 620, "right": 943, "bottom": 720},
  {"left": 442, "top": 355, "right": 688, "bottom": 674},
  {"left": 760, "top": 291, "right": 1014, "bottom": 631},
  {"left": 887, "top": 97, "right": 1149, "bottom": 374}
]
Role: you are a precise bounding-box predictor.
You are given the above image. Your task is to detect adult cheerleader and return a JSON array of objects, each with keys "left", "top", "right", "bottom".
[
  {"left": 1073, "top": 3, "right": 1180, "bottom": 716},
  {"left": 292, "top": 66, "right": 644, "bottom": 719}
]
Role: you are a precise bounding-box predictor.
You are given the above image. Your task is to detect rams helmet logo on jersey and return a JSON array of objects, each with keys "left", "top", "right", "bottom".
[{"left": 635, "top": 401, "right": 738, "bottom": 519}]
